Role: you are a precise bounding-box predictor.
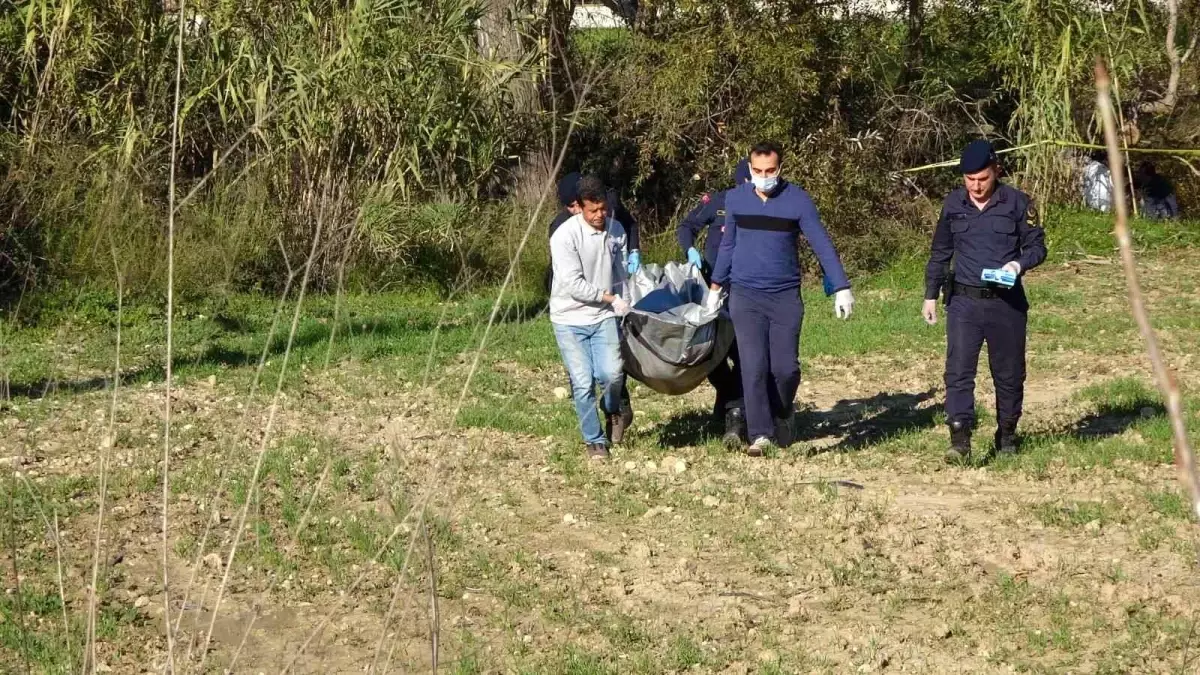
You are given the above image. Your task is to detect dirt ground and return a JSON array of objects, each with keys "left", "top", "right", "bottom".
[{"left": 3, "top": 255, "right": 1200, "bottom": 674}]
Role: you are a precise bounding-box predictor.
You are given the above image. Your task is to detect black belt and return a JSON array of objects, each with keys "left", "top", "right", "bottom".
[{"left": 951, "top": 281, "right": 1012, "bottom": 300}]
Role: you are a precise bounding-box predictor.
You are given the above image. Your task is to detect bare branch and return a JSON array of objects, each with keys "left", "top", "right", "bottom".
[
  {"left": 1175, "top": 156, "right": 1200, "bottom": 177},
  {"left": 52, "top": 512, "right": 71, "bottom": 674},
  {"left": 86, "top": 249, "right": 122, "bottom": 674},
  {"left": 286, "top": 58, "right": 604, "bottom": 675},
  {"left": 1096, "top": 59, "right": 1200, "bottom": 521},
  {"left": 369, "top": 555, "right": 413, "bottom": 674},
  {"left": 284, "top": 517, "right": 421, "bottom": 673},
  {"left": 225, "top": 459, "right": 333, "bottom": 672},
  {"left": 1139, "top": 0, "right": 1186, "bottom": 114},
  {"left": 4, "top": 479, "right": 31, "bottom": 675},
  {"left": 197, "top": 153, "right": 332, "bottom": 673},
  {"left": 160, "top": 1, "right": 188, "bottom": 668},
  {"left": 1183, "top": 30, "right": 1198, "bottom": 64},
  {"left": 424, "top": 519, "right": 440, "bottom": 673},
  {"left": 9, "top": 476, "right": 71, "bottom": 674}
]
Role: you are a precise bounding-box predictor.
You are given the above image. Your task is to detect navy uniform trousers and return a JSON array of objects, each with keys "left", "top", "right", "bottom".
[
  {"left": 707, "top": 343, "right": 743, "bottom": 413},
  {"left": 944, "top": 288, "right": 1028, "bottom": 427},
  {"left": 699, "top": 263, "right": 744, "bottom": 413}
]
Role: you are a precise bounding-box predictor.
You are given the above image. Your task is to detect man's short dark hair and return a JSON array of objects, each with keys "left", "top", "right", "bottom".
[
  {"left": 576, "top": 175, "right": 608, "bottom": 205},
  {"left": 750, "top": 141, "right": 784, "bottom": 163}
]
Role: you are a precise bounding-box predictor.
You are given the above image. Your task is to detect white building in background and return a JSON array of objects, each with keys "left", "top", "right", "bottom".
[
  {"left": 571, "top": 2, "right": 627, "bottom": 29},
  {"left": 837, "top": 0, "right": 904, "bottom": 15},
  {"left": 567, "top": 0, "right": 1147, "bottom": 29},
  {"left": 568, "top": 0, "right": 907, "bottom": 29}
]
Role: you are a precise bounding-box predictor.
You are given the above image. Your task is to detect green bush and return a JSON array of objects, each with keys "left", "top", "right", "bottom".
[
  {"left": 555, "top": 0, "right": 1174, "bottom": 278},
  {"left": 0, "top": 0, "right": 1193, "bottom": 311},
  {"left": 0, "top": 0, "right": 539, "bottom": 303}
]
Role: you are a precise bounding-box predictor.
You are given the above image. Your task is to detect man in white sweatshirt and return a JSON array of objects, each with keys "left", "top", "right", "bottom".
[{"left": 549, "top": 175, "right": 632, "bottom": 459}]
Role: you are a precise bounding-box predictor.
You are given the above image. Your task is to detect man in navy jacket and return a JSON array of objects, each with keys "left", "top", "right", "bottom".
[
  {"left": 711, "top": 142, "right": 854, "bottom": 456},
  {"left": 676, "top": 159, "right": 752, "bottom": 446}
]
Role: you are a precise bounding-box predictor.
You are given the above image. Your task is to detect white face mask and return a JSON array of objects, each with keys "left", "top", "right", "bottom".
[{"left": 752, "top": 174, "right": 779, "bottom": 192}]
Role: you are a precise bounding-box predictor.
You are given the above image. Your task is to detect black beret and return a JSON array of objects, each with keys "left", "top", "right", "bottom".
[
  {"left": 557, "top": 171, "right": 582, "bottom": 206},
  {"left": 959, "top": 139, "right": 997, "bottom": 174},
  {"left": 731, "top": 159, "right": 751, "bottom": 185}
]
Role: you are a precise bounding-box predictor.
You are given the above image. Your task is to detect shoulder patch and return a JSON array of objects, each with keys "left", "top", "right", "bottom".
[
  {"left": 1026, "top": 199, "right": 1042, "bottom": 227},
  {"left": 701, "top": 193, "right": 711, "bottom": 204}
]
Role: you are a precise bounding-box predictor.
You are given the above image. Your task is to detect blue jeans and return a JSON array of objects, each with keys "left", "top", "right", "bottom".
[{"left": 553, "top": 319, "right": 624, "bottom": 445}]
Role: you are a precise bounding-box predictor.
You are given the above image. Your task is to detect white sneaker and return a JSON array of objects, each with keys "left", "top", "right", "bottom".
[{"left": 748, "top": 436, "right": 776, "bottom": 457}]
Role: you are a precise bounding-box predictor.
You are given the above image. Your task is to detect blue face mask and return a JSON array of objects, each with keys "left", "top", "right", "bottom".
[{"left": 752, "top": 174, "right": 779, "bottom": 192}]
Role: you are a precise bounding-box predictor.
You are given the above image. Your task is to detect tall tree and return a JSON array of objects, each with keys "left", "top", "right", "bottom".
[
  {"left": 478, "top": 0, "right": 580, "bottom": 200},
  {"left": 901, "top": 0, "right": 925, "bottom": 87},
  {"left": 1140, "top": 0, "right": 1197, "bottom": 114},
  {"left": 478, "top": 0, "right": 540, "bottom": 114}
]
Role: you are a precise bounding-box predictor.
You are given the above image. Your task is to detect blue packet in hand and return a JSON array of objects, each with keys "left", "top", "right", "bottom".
[{"left": 981, "top": 268, "right": 1017, "bottom": 288}]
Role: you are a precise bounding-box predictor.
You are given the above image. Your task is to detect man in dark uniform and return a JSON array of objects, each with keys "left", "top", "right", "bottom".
[
  {"left": 547, "top": 172, "right": 639, "bottom": 435},
  {"left": 923, "top": 139, "right": 1047, "bottom": 464},
  {"left": 677, "top": 159, "right": 753, "bottom": 446},
  {"left": 1135, "top": 161, "right": 1180, "bottom": 220}
]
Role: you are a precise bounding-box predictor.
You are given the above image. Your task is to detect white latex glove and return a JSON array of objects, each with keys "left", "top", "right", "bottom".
[
  {"left": 834, "top": 289, "right": 854, "bottom": 319},
  {"left": 703, "top": 288, "right": 724, "bottom": 313},
  {"left": 922, "top": 298, "right": 938, "bottom": 325},
  {"left": 611, "top": 295, "right": 631, "bottom": 317},
  {"left": 1002, "top": 261, "right": 1022, "bottom": 276}
]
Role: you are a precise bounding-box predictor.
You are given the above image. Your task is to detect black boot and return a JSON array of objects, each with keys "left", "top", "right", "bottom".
[
  {"left": 995, "top": 420, "right": 1019, "bottom": 456},
  {"left": 619, "top": 391, "right": 634, "bottom": 431},
  {"left": 722, "top": 408, "right": 747, "bottom": 449},
  {"left": 944, "top": 420, "right": 972, "bottom": 464}
]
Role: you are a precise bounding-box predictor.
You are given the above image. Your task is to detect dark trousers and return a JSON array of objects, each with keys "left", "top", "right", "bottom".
[
  {"left": 945, "top": 293, "right": 1028, "bottom": 427},
  {"left": 707, "top": 339, "right": 744, "bottom": 413},
  {"left": 699, "top": 264, "right": 743, "bottom": 414},
  {"left": 729, "top": 285, "right": 803, "bottom": 440}
]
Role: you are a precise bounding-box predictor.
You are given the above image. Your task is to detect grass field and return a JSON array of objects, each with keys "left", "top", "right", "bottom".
[{"left": 2, "top": 210, "right": 1200, "bottom": 673}]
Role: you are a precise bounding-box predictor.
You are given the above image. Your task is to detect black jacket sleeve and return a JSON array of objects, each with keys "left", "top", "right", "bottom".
[
  {"left": 924, "top": 205, "right": 954, "bottom": 300},
  {"left": 676, "top": 197, "right": 715, "bottom": 252},
  {"left": 1014, "top": 198, "right": 1047, "bottom": 273},
  {"left": 609, "top": 190, "right": 639, "bottom": 251},
  {"left": 548, "top": 209, "right": 571, "bottom": 240}
]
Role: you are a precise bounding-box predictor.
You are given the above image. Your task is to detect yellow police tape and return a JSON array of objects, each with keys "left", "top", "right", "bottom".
[{"left": 901, "top": 139, "right": 1200, "bottom": 173}]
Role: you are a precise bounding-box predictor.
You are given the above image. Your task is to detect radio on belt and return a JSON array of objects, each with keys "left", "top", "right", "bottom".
[{"left": 981, "top": 268, "right": 1017, "bottom": 288}]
